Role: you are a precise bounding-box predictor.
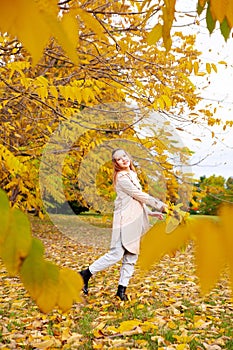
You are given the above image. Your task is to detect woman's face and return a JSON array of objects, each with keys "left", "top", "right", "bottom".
[{"left": 113, "top": 150, "right": 131, "bottom": 170}]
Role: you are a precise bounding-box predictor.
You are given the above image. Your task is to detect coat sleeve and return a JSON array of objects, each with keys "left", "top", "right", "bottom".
[{"left": 117, "top": 174, "right": 165, "bottom": 211}]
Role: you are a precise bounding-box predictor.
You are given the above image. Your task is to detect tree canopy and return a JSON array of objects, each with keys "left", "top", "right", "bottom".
[
  {"left": 0, "top": 0, "right": 233, "bottom": 313},
  {"left": 1, "top": 0, "right": 224, "bottom": 214}
]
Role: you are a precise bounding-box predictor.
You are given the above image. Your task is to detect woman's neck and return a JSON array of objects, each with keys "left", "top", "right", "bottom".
[{"left": 119, "top": 168, "right": 130, "bottom": 173}]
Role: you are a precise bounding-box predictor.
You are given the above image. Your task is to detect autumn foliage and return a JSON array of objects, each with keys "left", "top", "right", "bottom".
[
  {"left": 0, "top": 0, "right": 226, "bottom": 215},
  {"left": 0, "top": 0, "right": 233, "bottom": 314}
]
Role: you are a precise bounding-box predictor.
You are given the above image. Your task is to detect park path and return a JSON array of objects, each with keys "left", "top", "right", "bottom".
[{"left": 43, "top": 214, "right": 112, "bottom": 249}]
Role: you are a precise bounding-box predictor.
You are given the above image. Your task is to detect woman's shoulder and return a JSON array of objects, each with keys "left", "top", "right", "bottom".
[
  {"left": 116, "top": 170, "right": 138, "bottom": 185},
  {"left": 129, "top": 169, "right": 137, "bottom": 177},
  {"left": 117, "top": 171, "right": 129, "bottom": 179}
]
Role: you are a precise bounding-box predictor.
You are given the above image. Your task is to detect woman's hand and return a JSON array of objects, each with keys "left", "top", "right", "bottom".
[
  {"left": 161, "top": 203, "right": 169, "bottom": 213},
  {"left": 149, "top": 211, "right": 164, "bottom": 220}
]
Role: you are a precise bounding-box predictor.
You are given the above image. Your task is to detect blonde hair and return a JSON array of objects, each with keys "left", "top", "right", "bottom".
[{"left": 112, "top": 148, "right": 136, "bottom": 186}]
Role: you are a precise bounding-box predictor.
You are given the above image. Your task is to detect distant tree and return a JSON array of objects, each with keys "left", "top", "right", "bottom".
[
  {"left": 225, "top": 176, "right": 233, "bottom": 204},
  {"left": 199, "top": 175, "right": 226, "bottom": 215},
  {"left": 226, "top": 177, "right": 233, "bottom": 190},
  {"left": 188, "top": 176, "right": 205, "bottom": 214}
]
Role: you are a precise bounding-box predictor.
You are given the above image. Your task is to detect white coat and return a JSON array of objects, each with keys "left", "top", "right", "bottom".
[{"left": 110, "top": 170, "right": 165, "bottom": 254}]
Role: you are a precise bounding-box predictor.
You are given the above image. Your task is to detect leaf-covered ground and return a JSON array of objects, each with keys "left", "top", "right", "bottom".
[{"left": 1, "top": 215, "right": 233, "bottom": 349}]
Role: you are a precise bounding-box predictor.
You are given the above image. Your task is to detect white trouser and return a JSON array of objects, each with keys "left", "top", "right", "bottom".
[{"left": 89, "top": 238, "right": 138, "bottom": 287}]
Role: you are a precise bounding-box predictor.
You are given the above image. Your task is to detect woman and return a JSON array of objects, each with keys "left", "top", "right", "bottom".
[{"left": 79, "top": 148, "right": 166, "bottom": 301}]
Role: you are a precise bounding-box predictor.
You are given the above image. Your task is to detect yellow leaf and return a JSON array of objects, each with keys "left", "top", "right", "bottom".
[
  {"left": 186, "top": 60, "right": 193, "bottom": 73},
  {"left": 67, "top": 87, "right": 75, "bottom": 102},
  {"left": 157, "top": 97, "right": 165, "bottom": 109},
  {"left": 218, "top": 205, "right": 233, "bottom": 290},
  {"left": 193, "top": 138, "right": 202, "bottom": 142},
  {"left": 193, "top": 61, "right": 199, "bottom": 75},
  {"left": 1, "top": 208, "right": 32, "bottom": 275},
  {"left": 0, "top": 0, "right": 80, "bottom": 65},
  {"left": 194, "top": 318, "right": 207, "bottom": 328},
  {"left": 0, "top": 0, "right": 50, "bottom": 65},
  {"left": 96, "top": 322, "right": 106, "bottom": 330},
  {"left": 36, "top": 86, "right": 48, "bottom": 100},
  {"left": 192, "top": 218, "right": 226, "bottom": 295},
  {"left": 50, "top": 86, "right": 58, "bottom": 99},
  {"left": 161, "top": 0, "right": 175, "bottom": 51},
  {"left": 177, "top": 344, "right": 190, "bottom": 350},
  {"left": 138, "top": 221, "right": 192, "bottom": 271},
  {"left": 199, "top": 0, "right": 207, "bottom": 7},
  {"left": 57, "top": 268, "right": 83, "bottom": 312},
  {"left": 30, "top": 339, "right": 55, "bottom": 349},
  {"left": 93, "top": 329, "right": 105, "bottom": 339},
  {"left": 117, "top": 320, "right": 141, "bottom": 332},
  {"left": 166, "top": 216, "right": 180, "bottom": 234},
  {"left": 226, "top": 1, "right": 233, "bottom": 27},
  {"left": 167, "top": 320, "right": 177, "bottom": 329},
  {"left": 76, "top": 9, "right": 106, "bottom": 41},
  {"left": 59, "top": 86, "right": 69, "bottom": 101},
  {"left": 163, "top": 35, "right": 172, "bottom": 51},
  {"left": 73, "top": 87, "right": 82, "bottom": 104},
  {"left": 218, "top": 60, "right": 227, "bottom": 65},
  {"left": 211, "top": 63, "right": 217, "bottom": 73},
  {"left": 140, "top": 0, "right": 150, "bottom": 11},
  {"left": 118, "top": 40, "right": 128, "bottom": 53},
  {"left": 20, "top": 77, "right": 31, "bottom": 89},
  {"left": 36, "top": 75, "right": 49, "bottom": 86},
  {"left": 147, "top": 23, "right": 162, "bottom": 45},
  {"left": 47, "top": 125, "right": 53, "bottom": 134},
  {"left": 36, "top": 261, "right": 59, "bottom": 313},
  {"left": 210, "top": 0, "right": 225, "bottom": 22},
  {"left": 38, "top": 211, "right": 44, "bottom": 220},
  {"left": 206, "top": 62, "right": 211, "bottom": 74},
  {"left": 56, "top": 11, "right": 79, "bottom": 65},
  {"left": 141, "top": 321, "right": 157, "bottom": 332},
  {"left": 8, "top": 61, "right": 30, "bottom": 76},
  {"left": 165, "top": 202, "right": 189, "bottom": 233},
  {"left": 161, "top": 94, "right": 172, "bottom": 108},
  {"left": 82, "top": 88, "right": 91, "bottom": 104}
]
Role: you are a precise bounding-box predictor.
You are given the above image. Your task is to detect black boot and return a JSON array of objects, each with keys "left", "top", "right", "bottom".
[
  {"left": 79, "top": 268, "right": 92, "bottom": 295},
  {"left": 116, "top": 285, "right": 128, "bottom": 301}
]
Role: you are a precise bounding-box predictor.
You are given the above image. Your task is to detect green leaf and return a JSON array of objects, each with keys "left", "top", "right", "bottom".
[
  {"left": 206, "top": 3, "right": 216, "bottom": 34},
  {"left": 197, "top": 2, "right": 205, "bottom": 16},
  {"left": 1, "top": 208, "right": 32, "bottom": 275},
  {"left": 20, "top": 243, "right": 59, "bottom": 313},
  {"left": 0, "top": 189, "right": 10, "bottom": 247},
  {"left": 220, "top": 18, "right": 231, "bottom": 41},
  {"left": 20, "top": 238, "right": 45, "bottom": 299}
]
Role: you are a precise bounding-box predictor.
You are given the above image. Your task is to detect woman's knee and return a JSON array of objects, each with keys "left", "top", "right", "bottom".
[
  {"left": 122, "top": 253, "right": 138, "bottom": 265},
  {"left": 107, "top": 248, "right": 124, "bottom": 263}
]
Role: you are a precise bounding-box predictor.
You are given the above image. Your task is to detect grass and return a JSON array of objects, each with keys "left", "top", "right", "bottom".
[{"left": 1, "top": 213, "right": 233, "bottom": 349}]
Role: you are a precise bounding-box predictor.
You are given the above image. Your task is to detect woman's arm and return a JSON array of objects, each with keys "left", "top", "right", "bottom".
[
  {"left": 144, "top": 205, "right": 164, "bottom": 220},
  {"left": 117, "top": 174, "right": 166, "bottom": 211}
]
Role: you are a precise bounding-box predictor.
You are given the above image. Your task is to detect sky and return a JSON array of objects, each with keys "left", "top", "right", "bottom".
[{"left": 174, "top": 1, "right": 233, "bottom": 180}]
